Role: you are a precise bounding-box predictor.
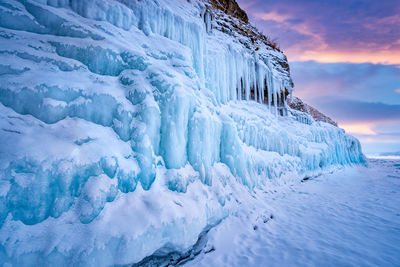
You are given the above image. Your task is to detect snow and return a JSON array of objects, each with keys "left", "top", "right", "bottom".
[
  {"left": 0, "top": 0, "right": 365, "bottom": 265},
  {"left": 187, "top": 158, "right": 400, "bottom": 266}
]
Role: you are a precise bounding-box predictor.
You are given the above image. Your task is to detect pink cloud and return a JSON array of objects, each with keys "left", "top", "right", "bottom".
[
  {"left": 253, "top": 11, "right": 291, "bottom": 23},
  {"left": 295, "top": 49, "right": 400, "bottom": 65},
  {"left": 339, "top": 122, "right": 377, "bottom": 135},
  {"left": 239, "top": 0, "right": 400, "bottom": 65}
]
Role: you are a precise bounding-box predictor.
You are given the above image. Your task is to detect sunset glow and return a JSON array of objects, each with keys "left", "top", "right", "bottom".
[
  {"left": 294, "top": 49, "right": 400, "bottom": 65},
  {"left": 237, "top": 0, "right": 400, "bottom": 155},
  {"left": 339, "top": 123, "right": 377, "bottom": 136}
]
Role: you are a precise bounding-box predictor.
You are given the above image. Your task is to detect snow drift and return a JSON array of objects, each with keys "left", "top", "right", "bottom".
[{"left": 0, "top": 0, "right": 364, "bottom": 265}]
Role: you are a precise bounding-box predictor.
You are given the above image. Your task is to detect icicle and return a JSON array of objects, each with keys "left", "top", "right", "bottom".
[
  {"left": 273, "top": 80, "right": 278, "bottom": 115},
  {"left": 204, "top": 9, "right": 212, "bottom": 33},
  {"left": 277, "top": 88, "right": 281, "bottom": 107},
  {"left": 268, "top": 74, "right": 272, "bottom": 110}
]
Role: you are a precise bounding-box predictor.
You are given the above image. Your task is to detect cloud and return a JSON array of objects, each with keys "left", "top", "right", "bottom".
[
  {"left": 296, "top": 49, "right": 400, "bottom": 65},
  {"left": 237, "top": 0, "right": 400, "bottom": 64},
  {"left": 347, "top": 130, "right": 400, "bottom": 155},
  {"left": 310, "top": 98, "right": 400, "bottom": 123},
  {"left": 249, "top": 9, "right": 328, "bottom": 57},
  {"left": 253, "top": 11, "right": 290, "bottom": 23},
  {"left": 337, "top": 120, "right": 400, "bottom": 154},
  {"left": 324, "top": 99, "right": 400, "bottom": 154},
  {"left": 340, "top": 119, "right": 400, "bottom": 141},
  {"left": 290, "top": 61, "right": 400, "bottom": 106},
  {"left": 339, "top": 123, "right": 377, "bottom": 136},
  {"left": 235, "top": 0, "right": 400, "bottom": 154},
  {"left": 235, "top": 0, "right": 257, "bottom": 10}
]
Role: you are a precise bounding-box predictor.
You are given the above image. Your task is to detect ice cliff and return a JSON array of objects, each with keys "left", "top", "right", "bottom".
[{"left": 0, "top": 0, "right": 364, "bottom": 265}]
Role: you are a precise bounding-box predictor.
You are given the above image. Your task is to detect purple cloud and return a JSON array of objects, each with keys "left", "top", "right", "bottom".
[
  {"left": 237, "top": 0, "right": 400, "bottom": 64},
  {"left": 290, "top": 61, "right": 400, "bottom": 105},
  {"left": 236, "top": 0, "right": 400, "bottom": 154}
]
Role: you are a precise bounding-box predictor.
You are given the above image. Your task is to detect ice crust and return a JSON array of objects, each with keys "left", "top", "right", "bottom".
[{"left": 0, "top": 0, "right": 364, "bottom": 265}]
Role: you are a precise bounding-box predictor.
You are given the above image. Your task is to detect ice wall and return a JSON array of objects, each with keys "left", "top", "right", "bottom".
[{"left": 0, "top": 0, "right": 364, "bottom": 265}]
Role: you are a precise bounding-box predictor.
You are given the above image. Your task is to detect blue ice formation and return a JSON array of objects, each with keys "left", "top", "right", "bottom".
[{"left": 0, "top": 0, "right": 364, "bottom": 265}]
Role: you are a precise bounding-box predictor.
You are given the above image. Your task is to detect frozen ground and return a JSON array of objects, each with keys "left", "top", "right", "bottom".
[{"left": 187, "top": 158, "right": 400, "bottom": 267}]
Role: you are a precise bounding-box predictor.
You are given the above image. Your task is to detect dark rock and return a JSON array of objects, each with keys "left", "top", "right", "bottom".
[
  {"left": 208, "top": 0, "right": 283, "bottom": 52},
  {"left": 287, "top": 96, "right": 338, "bottom": 127},
  {"left": 209, "top": 0, "right": 249, "bottom": 23}
]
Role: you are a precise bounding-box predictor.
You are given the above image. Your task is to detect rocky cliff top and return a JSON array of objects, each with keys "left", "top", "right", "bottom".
[
  {"left": 208, "top": 0, "right": 281, "bottom": 52},
  {"left": 205, "top": 0, "right": 293, "bottom": 88},
  {"left": 287, "top": 97, "right": 338, "bottom": 127},
  {"left": 209, "top": 0, "right": 249, "bottom": 23},
  {"left": 208, "top": 0, "right": 339, "bottom": 126}
]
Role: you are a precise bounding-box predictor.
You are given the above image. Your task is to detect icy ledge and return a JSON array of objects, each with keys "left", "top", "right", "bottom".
[{"left": 0, "top": 0, "right": 364, "bottom": 266}]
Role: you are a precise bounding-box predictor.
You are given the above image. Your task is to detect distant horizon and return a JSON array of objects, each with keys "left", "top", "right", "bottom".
[{"left": 237, "top": 0, "right": 400, "bottom": 155}]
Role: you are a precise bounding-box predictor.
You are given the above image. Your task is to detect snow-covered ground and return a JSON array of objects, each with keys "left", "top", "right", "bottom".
[{"left": 187, "top": 158, "right": 400, "bottom": 266}]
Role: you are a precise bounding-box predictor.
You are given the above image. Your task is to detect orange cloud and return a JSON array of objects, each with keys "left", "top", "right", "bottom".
[
  {"left": 358, "top": 137, "right": 400, "bottom": 144},
  {"left": 251, "top": 10, "right": 400, "bottom": 65},
  {"left": 339, "top": 123, "right": 377, "bottom": 135},
  {"left": 339, "top": 122, "right": 400, "bottom": 145},
  {"left": 289, "top": 48, "right": 400, "bottom": 65}
]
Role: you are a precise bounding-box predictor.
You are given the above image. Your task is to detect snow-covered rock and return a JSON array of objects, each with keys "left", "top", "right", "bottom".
[
  {"left": 288, "top": 96, "right": 338, "bottom": 126},
  {"left": 0, "top": 0, "right": 364, "bottom": 265}
]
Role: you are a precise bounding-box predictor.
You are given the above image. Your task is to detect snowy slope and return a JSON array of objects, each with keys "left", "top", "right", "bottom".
[{"left": 0, "top": 0, "right": 364, "bottom": 265}]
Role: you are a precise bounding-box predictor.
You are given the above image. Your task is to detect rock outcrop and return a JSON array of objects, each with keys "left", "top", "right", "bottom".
[
  {"left": 208, "top": 0, "right": 283, "bottom": 53},
  {"left": 205, "top": 0, "right": 293, "bottom": 111},
  {"left": 209, "top": 0, "right": 249, "bottom": 23},
  {"left": 287, "top": 96, "right": 338, "bottom": 126}
]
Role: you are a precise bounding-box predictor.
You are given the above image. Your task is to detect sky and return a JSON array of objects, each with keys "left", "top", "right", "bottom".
[{"left": 236, "top": 0, "right": 400, "bottom": 155}]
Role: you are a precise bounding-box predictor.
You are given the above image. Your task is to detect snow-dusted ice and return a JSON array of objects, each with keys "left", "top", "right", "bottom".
[
  {"left": 0, "top": 0, "right": 365, "bottom": 265},
  {"left": 187, "top": 158, "right": 400, "bottom": 266}
]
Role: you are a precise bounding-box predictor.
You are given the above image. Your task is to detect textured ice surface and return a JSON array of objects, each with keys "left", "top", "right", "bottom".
[
  {"left": 187, "top": 159, "right": 400, "bottom": 266},
  {"left": 0, "top": 0, "right": 364, "bottom": 265}
]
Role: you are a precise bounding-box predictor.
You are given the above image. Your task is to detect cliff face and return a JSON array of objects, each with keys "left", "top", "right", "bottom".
[
  {"left": 207, "top": 0, "right": 291, "bottom": 75},
  {"left": 288, "top": 96, "right": 338, "bottom": 127},
  {"left": 202, "top": 0, "right": 294, "bottom": 108},
  {"left": 208, "top": 0, "right": 333, "bottom": 125},
  {"left": 210, "top": 0, "right": 249, "bottom": 23}
]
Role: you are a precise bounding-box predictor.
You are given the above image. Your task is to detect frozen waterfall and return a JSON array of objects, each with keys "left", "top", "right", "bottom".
[{"left": 0, "top": 0, "right": 364, "bottom": 266}]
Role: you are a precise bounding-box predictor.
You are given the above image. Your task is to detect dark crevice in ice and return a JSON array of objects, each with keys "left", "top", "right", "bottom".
[{"left": 131, "top": 221, "right": 221, "bottom": 267}]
